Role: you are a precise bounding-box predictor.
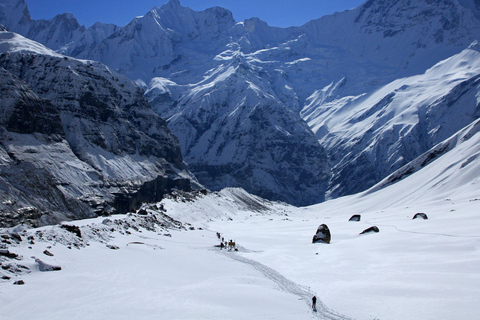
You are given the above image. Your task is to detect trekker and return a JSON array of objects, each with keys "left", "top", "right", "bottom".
[{"left": 312, "top": 296, "right": 317, "bottom": 310}]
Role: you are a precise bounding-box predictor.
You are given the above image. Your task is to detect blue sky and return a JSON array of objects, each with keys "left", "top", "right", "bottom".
[{"left": 26, "top": 0, "right": 366, "bottom": 28}]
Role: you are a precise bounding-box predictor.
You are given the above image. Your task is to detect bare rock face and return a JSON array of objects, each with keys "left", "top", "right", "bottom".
[
  {"left": 0, "top": 31, "right": 196, "bottom": 227},
  {"left": 312, "top": 224, "right": 331, "bottom": 244}
]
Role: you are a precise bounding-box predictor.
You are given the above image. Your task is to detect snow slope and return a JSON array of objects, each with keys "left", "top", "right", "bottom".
[
  {"left": 1, "top": 117, "right": 479, "bottom": 319},
  {"left": 302, "top": 42, "right": 480, "bottom": 198}
]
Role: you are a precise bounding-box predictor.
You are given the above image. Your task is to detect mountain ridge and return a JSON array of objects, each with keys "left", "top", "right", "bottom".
[
  {"left": 1, "top": 0, "right": 480, "bottom": 206},
  {"left": 0, "top": 30, "right": 196, "bottom": 227}
]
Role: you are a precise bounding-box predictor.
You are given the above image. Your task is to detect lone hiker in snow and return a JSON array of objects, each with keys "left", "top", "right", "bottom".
[{"left": 312, "top": 295, "right": 317, "bottom": 310}]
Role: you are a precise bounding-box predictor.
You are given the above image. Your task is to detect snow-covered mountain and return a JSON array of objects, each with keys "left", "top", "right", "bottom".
[
  {"left": 0, "top": 31, "right": 196, "bottom": 227},
  {"left": 1, "top": 1, "right": 480, "bottom": 318},
  {"left": 1, "top": 0, "right": 480, "bottom": 205},
  {"left": 0, "top": 0, "right": 85, "bottom": 50},
  {"left": 303, "top": 42, "right": 480, "bottom": 197}
]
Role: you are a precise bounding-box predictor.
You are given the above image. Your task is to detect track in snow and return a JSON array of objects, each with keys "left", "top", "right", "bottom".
[{"left": 220, "top": 250, "right": 354, "bottom": 320}]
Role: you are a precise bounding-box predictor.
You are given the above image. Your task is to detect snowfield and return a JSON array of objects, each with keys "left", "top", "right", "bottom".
[
  {"left": 1, "top": 164, "right": 479, "bottom": 320},
  {"left": 1, "top": 119, "right": 480, "bottom": 320}
]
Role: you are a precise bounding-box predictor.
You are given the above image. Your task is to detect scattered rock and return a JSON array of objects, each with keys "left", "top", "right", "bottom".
[
  {"left": 106, "top": 244, "right": 119, "bottom": 250},
  {"left": 349, "top": 214, "right": 361, "bottom": 222},
  {"left": 0, "top": 249, "right": 20, "bottom": 259},
  {"left": 13, "top": 280, "right": 25, "bottom": 285},
  {"left": 43, "top": 250, "right": 54, "bottom": 256},
  {"left": 413, "top": 213, "right": 428, "bottom": 220},
  {"left": 2, "top": 262, "right": 30, "bottom": 275},
  {"left": 360, "top": 226, "right": 379, "bottom": 235},
  {"left": 9, "top": 233, "right": 22, "bottom": 243},
  {"left": 312, "top": 224, "right": 331, "bottom": 244}
]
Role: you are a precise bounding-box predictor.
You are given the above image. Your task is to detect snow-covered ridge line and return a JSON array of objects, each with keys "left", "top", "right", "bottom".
[{"left": 369, "top": 117, "right": 480, "bottom": 193}]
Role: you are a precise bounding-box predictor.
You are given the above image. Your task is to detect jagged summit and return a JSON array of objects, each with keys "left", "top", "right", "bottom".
[
  {"left": 0, "top": 0, "right": 30, "bottom": 34},
  {"left": 163, "top": 0, "right": 181, "bottom": 9}
]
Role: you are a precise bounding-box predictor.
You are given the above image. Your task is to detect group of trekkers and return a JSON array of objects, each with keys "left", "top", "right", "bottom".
[
  {"left": 216, "top": 232, "right": 237, "bottom": 251},
  {"left": 215, "top": 233, "right": 318, "bottom": 312}
]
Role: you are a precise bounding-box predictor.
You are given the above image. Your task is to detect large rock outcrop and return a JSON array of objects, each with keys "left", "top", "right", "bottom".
[{"left": 0, "top": 31, "right": 195, "bottom": 227}]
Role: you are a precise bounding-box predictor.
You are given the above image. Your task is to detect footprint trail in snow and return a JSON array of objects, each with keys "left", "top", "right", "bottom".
[{"left": 221, "top": 250, "right": 354, "bottom": 320}]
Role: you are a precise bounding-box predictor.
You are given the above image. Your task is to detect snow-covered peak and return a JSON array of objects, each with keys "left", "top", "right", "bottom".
[
  {"left": 0, "top": 0, "right": 31, "bottom": 34},
  {"left": 0, "top": 0, "right": 85, "bottom": 51},
  {"left": 162, "top": 0, "right": 181, "bottom": 9},
  {"left": 151, "top": 0, "right": 235, "bottom": 40}
]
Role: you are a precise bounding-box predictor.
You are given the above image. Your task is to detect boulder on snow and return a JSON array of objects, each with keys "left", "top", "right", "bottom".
[
  {"left": 43, "top": 250, "right": 54, "bottom": 256},
  {"left": 312, "top": 224, "right": 331, "bottom": 244},
  {"left": 35, "top": 258, "right": 61, "bottom": 272},
  {"left": 349, "top": 214, "right": 361, "bottom": 222},
  {"left": 360, "top": 226, "right": 379, "bottom": 235},
  {"left": 413, "top": 213, "right": 428, "bottom": 220}
]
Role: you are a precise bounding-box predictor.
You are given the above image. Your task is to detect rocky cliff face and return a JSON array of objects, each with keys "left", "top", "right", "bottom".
[
  {"left": 161, "top": 52, "right": 329, "bottom": 205},
  {"left": 0, "top": 31, "right": 195, "bottom": 227}
]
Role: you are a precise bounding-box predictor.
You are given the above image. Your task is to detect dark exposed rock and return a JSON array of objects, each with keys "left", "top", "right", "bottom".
[
  {"left": 360, "top": 226, "right": 379, "bottom": 235},
  {"left": 1, "top": 262, "right": 29, "bottom": 274},
  {"left": 43, "top": 250, "right": 54, "bottom": 256},
  {"left": 0, "top": 249, "right": 19, "bottom": 259},
  {"left": 106, "top": 244, "right": 119, "bottom": 250},
  {"left": 137, "top": 209, "right": 148, "bottom": 215},
  {"left": 349, "top": 214, "right": 361, "bottom": 222},
  {"left": 413, "top": 213, "right": 428, "bottom": 220},
  {"left": 60, "top": 224, "right": 82, "bottom": 238},
  {"left": 312, "top": 224, "right": 331, "bottom": 244},
  {"left": 13, "top": 280, "right": 24, "bottom": 285}
]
